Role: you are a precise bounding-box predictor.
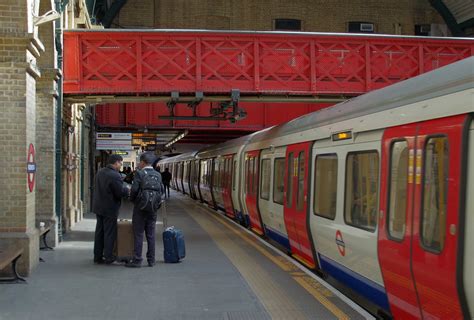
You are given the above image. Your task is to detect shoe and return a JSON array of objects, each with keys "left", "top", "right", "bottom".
[
  {"left": 147, "top": 260, "right": 156, "bottom": 267},
  {"left": 94, "top": 258, "right": 105, "bottom": 265},
  {"left": 125, "top": 261, "right": 142, "bottom": 268},
  {"left": 105, "top": 259, "right": 124, "bottom": 266}
]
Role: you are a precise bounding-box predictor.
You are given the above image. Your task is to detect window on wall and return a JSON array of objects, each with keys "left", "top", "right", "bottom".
[
  {"left": 286, "top": 153, "right": 294, "bottom": 207},
  {"left": 348, "top": 21, "right": 375, "bottom": 33},
  {"left": 422, "top": 137, "right": 448, "bottom": 252},
  {"left": 273, "top": 158, "right": 285, "bottom": 205},
  {"left": 274, "top": 19, "right": 302, "bottom": 31},
  {"left": 388, "top": 141, "right": 408, "bottom": 240},
  {"left": 345, "top": 151, "right": 379, "bottom": 231},
  {"left": 260, "top": 159, "right": 271, "bottom": 200},
  {"left": 314, "top": 154, "right": 338, "bottom": 220},
  {"left": 296, "top": 152, "right": 305, "bottom": 211}
]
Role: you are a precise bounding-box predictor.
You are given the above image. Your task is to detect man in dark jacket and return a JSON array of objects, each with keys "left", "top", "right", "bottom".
[
  {"left": 92, "top": 154, "right": 130, "bottom": 264},
  {"left": 126, "top": 152, "right": 163, "bottom": 268},
  {"left": 161, "top": 167, "right": 172, "bottom": 198}
]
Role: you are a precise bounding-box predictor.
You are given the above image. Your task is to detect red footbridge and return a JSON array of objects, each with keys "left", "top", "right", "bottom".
[{"left": 63, "top": 30, "right": 474, "bottom": 142}]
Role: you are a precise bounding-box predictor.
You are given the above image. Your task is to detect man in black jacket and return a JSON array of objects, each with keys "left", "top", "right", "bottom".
[
  {"left": 92, "top": 154, "right": 130, "bottom": 264},
  {"left": 126, "top": 152, "right": 163, "bottom": 268}
]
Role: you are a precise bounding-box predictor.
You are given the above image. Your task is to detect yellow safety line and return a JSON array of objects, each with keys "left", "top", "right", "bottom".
[
  {"left": 183, "top": 203, "right": 308, "bottom": 319},
  {"left": 192, "top": 203, "right": 350, "bottom": 320}
]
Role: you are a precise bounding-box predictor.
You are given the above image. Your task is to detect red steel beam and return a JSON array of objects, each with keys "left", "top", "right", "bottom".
[{"left": 64, "top": 30, "right": 474, "bottom": 97}]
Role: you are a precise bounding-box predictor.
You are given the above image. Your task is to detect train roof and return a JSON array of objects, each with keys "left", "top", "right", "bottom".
[
  {"left": 248, "top": 56, "right": 474, "bottom": 145},
  {"left": 159, "top": 151, "right": 197, "bottom": 163},
  {"left": 195, "top": 129, "right": 270, "bottom": 158}
]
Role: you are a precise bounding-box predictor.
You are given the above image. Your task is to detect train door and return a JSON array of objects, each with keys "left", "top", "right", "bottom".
[
  {"left": 244, "top": 150, "right": 264, "bottom": 235},
  {"left": 378, "top": 125, "right": 421, "bottom": 319},
  {"left": 180, "top": 162, "right": 185, "bottom": 193},
  {"left": 284, "top": 142, "right": 315, "bottom": 268},
  {"left": 410, "top": 115, "right": 467, "bottom": 319},
  {"left": 222, "top": 154, "right": 235, "bottom": 219},
  {"left": 193, "top": 160, "right": 202, "bottom": 201}
]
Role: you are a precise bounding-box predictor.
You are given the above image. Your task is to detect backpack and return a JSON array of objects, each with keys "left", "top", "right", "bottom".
[{"left": 137, "top": 169, "right": 163, "bottom": 213}]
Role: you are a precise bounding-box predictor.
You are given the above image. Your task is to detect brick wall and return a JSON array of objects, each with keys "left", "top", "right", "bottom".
[{"left": 115, "top": 0, "right": 444, "bottom": 35}]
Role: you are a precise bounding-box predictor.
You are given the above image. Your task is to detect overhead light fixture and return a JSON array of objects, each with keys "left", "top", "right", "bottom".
[{"left": 165, "top": 130, "right": 188, "bottom": 148}]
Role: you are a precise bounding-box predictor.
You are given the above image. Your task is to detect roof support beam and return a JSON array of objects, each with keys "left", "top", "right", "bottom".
[{"left": 429, "top": 0, "right": 465, "bottom": 37}]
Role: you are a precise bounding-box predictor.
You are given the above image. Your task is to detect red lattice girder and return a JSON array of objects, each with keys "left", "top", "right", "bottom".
[{"left": 64, "top": 31, "right": 474, "bottom": 96}]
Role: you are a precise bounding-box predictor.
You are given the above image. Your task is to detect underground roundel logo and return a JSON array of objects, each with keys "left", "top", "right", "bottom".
[
  {"left": 335, "top": 230, "right": 346, "bottom": 257},
  {"left": 27, "top": 143, "right": 36, "bottom": 192}
]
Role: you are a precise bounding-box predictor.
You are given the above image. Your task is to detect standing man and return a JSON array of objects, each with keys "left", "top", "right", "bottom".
[
  {"left": 127, "top": 152, "right": 163, "bottom": 268},
  {"left": 161, "top": 167, "right": 172, "bottom": 199},
  {"left": 92, "top": 154, "right": 130, "bottom": 265}
]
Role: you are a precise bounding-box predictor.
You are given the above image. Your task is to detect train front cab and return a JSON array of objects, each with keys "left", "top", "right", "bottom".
[{"left": 377, "top": 114, "right": 472, "bottom": 319}]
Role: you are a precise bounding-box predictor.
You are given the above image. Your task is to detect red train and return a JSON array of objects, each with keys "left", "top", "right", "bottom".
[{"left": 159, "top": 57, "right": 474, "bottom": 319}]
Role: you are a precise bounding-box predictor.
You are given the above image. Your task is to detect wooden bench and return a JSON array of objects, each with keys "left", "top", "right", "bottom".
[
  {"left": 0, "top": 247, "right": 26, "bottom": 283},
  {"left": 38, "top": 224, "right": 54, "bottom": 251},
  {"left": 37, "top": 222, "right": 54, "bottom": 262}
]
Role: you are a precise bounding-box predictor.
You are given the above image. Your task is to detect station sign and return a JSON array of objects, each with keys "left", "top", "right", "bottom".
[
  {"left": 112, "top": 150, "right": 132, "bottom": 156},
  {"left": 96, "top": 132, "right": 132, "bottom": 150},
  {"left": 96, "top": 132, "right": 132, "bottom": 140},
  {"left": 96, "top": 140, "right": 132, "bottom": 150}
]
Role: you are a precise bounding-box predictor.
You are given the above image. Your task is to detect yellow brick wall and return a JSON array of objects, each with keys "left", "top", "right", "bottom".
[{"left": 115, "top": 0, "right": 444, "bottom": 35}]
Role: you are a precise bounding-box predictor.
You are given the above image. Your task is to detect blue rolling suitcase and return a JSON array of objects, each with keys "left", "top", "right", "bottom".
[{"left": 163, "top": 226, "right": 186, "bottom": 263}]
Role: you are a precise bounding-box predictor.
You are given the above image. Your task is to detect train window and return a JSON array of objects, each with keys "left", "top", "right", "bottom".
[
  {"left": 421, "top": 137, "right": 448, "bottom": 252},
  {"left": 314, "top": 154, "right": 338, "bottom": 220},
  {"left": 260, "top": 159, "right": 271, "bottom": 200},
  {"left": 296, "top": 152, "right": 305, "bottom": 211},
  {"left": 273, "top": 158, "right": 285, "bottom": 205},
  {"left": 388, "top": 141, "right": 408, "bottom": 240},
  {"left": 286, "top": 153, "right": 294, "bottom": 207},
  {"left": 233, "top": 160, "right": 237, "bottom": 191},
  {"left": 245, "top": 159, "right": 249, "bottom": 193},
  {"left": 344, "top": 151, "right": 379, "bottom": 232},
  {"left": 252, "top": 157, "right": 259, "bottom": 196},
  {"left": 250, "top": 158, "right": 254, "bottom": 194}
]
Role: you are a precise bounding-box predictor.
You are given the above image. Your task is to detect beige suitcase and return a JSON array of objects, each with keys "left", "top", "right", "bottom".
[{"left": 114, "top": 219, "right": 134, "bottom": 261}]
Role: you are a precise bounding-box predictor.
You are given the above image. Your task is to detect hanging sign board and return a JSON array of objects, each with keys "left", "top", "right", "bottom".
[
  {"left": 96, "top": 140, "right": 132, "bottom": 150},
  {"left": 96, "top": 132, "right": 132, "bottom": 140}
]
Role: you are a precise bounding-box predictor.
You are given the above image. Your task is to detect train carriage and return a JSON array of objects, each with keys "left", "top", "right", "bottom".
[{"left": 159, "top": 56, "right": 474, "bottom": 319}]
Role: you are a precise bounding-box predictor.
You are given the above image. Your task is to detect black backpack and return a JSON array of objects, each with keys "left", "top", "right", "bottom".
[{"left": 137, "top": 169, "right": 163, "bottom": 213}]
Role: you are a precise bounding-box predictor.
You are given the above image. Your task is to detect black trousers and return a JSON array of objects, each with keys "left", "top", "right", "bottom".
[
  {"left": 94, "top": 214, "right": 117, "bottom": 262},
  {"left": 132, "top": 207, "right": 157, "bottom": 263},
  {"left": 163, "top": 183, "right": 170, "bottom": 197}
]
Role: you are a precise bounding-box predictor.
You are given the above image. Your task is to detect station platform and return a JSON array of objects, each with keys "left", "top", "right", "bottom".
[{"left": 0, "top": 191, "right": 372, "bottom": 320}]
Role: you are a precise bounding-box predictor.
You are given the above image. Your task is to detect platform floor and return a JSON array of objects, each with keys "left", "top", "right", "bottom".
[{"left": 0, "top": 191, "right": 372, "bottom": 320}]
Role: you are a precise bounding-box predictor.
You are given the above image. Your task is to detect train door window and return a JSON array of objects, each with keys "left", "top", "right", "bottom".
[
  {"left": 388, "top": 141, "right": 408, "bottom": 240},
  {"left": 296, "top": 152, "right": 305, "bottom": 211},
  {"left": 233, "top": 160, "right": 237, "bottom": 191},
  {"left": 345, "top": 151, "right": 379, "bottom": 232},
  {"left": 260, "top": 159, "right": 271, "bottom": 200},
  {"left": 421, "top": 137, "right": 448, "bottom": 252},
  {"left": 286, "top": 153, "right": 294, "bottom": 207},
  {"left": 314, "top": 154, "right": 338, "bottom": 219},
  {"left": 245, "top": 158, "right": 249, "bottom": 193},
  {"left": 251, "top": 157, "right": 258, "bottom": 196},
  {"left": 223, "top": 159, "right": 228, "bottom": 189},
  {"left": 273, "top": 158, "right": 285, "bottom": 205}
]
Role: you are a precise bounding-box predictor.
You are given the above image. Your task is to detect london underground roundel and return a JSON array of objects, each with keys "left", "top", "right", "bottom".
[{"left": 27, "top": 143, "right": 36, "bottom": 192}]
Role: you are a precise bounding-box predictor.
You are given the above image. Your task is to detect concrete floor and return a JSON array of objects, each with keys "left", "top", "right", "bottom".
[{"left": 0, "top": 191, "right": 370, "bottom": 320}]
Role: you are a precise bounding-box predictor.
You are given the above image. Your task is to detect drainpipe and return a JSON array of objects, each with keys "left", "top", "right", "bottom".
[
  {"left": 80, "top": 109, "right": 85, "bottom": 202},
  {"left": 54, "top": 0, "right": 64, "bottom": 241}
]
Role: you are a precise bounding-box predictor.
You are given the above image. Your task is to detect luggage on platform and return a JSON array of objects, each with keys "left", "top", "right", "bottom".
[
  {"left": 114, "top": 219, "right": 134, "bottom": 262},
  {"left": 163, "top": 226, "right": 185, "bottom": 263}
]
